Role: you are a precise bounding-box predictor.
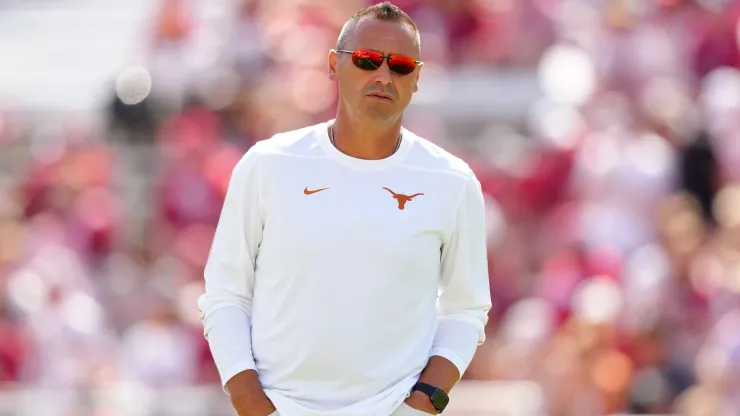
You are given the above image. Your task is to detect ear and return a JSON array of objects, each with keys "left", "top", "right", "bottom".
[{"left": 328, "top": 49, "right": 338, "bottom": 81}]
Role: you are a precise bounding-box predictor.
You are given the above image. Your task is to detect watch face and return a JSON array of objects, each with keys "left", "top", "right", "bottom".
[{"left": 431, "top": 390, "right": 449, "bottom": 410}]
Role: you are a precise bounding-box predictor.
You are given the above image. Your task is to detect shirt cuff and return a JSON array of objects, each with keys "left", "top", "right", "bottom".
[
  {"left": 429, "top": 320, "right": 481, "bottom": 376},
  {"left": 220, "top": 360, "right": 258, "bottom": 395}
]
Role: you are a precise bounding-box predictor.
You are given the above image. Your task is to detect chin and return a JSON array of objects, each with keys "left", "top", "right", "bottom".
[
  {"left": 362, "top": 112, "right": 400, "bottom": 124},
  {"left": 360, "top": 106, "right": 399, "bottom": 121}
]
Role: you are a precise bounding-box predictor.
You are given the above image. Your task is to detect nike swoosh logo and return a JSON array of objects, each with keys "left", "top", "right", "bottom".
[{"left": 304, "top": 187, "right": 329, "bottom": 195}]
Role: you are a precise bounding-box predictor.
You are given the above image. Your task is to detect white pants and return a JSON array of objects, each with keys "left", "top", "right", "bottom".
[{"left": 269, "top": 403, "right": 431, "bottom": 416}]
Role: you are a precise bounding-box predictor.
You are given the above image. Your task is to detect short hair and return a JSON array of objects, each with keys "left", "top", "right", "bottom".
[{"left": 336, "top": 2, "right": 420, "bottom": 56}]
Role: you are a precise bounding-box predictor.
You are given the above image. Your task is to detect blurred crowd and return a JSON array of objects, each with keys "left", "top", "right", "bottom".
[{"left": 1, "top": 0, "right": 740, "bottom": 414}]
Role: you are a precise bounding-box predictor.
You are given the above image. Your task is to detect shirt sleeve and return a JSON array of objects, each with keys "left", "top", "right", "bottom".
[
  {"left": 197, "top": 145, "right": 264, "bottom": 392},
  {"left": 430, "top": 172, "right": 492, "bottom": 377}
]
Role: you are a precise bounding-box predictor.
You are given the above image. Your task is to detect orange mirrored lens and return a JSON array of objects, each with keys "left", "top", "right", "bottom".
[
  {"left": 352, "top": 50, "right": 384, "bottom": 70},
  {"left": 387, "top": 55, "right": 417, "bottom": 75},
  {"left": 351, "top": 49, "right": 417, "bottom": 75}
]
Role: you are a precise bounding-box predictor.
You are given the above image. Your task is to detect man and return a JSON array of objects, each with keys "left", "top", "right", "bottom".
[{"left": 198, "top": 2, "right": 491, "bottom": 415}]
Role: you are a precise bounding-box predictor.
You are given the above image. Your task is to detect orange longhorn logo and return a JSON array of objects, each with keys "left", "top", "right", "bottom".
[{"left": 382, "top": 187, "right": 423, "bottom": 210}]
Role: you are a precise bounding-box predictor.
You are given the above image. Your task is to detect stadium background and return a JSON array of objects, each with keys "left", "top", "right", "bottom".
[{"left": 1, "top": 0, "right": 740, "bottom": 414}]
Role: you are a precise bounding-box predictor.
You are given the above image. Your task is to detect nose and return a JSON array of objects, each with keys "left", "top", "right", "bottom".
[{"left": 372, "top": 58, "right": 393, "bottom": 85}]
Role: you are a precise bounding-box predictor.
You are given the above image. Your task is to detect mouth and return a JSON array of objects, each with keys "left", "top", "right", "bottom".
[{"left": 367, "top": 93, "right": 393, "bottom": 101}]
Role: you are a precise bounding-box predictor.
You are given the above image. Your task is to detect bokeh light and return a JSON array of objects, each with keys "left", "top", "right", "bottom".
[
  {"left": 500, "top": 297, "right": 555, "bottom": 344},
  {"left": 624, "top": 132, "right": 675, "bottom": 178},
  {"left": 7, "top": 268, "right": 48, "bottom": 315},
  {"left": 572, "top": 276, "right": 623, "bottom": 325},
  {"left": 590, "top": 349, "right": 634, "bottom": 394},
  {"left": 115, "top": 65, "right": 153, "bottom": 106},
  {"left": 528, "top": 99, "right": 585, "bottom": 150},
  {"left": 537, "top": 44, "right": 597, "bottom": 106},
  {"left": 62, "top": 291, "right": 105, "bottom": 335},
  {"left": 641, "top": 76, "right": 696, "bottom": 132}
]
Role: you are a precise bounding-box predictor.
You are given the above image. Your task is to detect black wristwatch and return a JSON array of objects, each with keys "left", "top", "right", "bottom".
[{"left": 411, "top": 382, "right": 449, "bottom": 413}]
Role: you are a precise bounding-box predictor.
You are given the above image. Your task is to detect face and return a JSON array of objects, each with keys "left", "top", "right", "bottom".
[{"left": 329, "top": 18, "right": 422, "bottom": 123}]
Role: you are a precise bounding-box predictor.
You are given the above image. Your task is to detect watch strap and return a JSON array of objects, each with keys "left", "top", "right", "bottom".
[
  {"left": 412, "top": 382, "right": 449, "bottom": 412},
  {"left": 413, "top": 382, "right": 438, "bottom": 397}
]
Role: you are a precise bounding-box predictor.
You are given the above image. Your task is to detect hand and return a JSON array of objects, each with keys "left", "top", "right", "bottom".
[
  {"left": 231, "top": 391, "right": 276, "bottom": 416},
  {"left": 227, "top": 370, "right": 276, "bottom": 416},
  {"left": 404, "top": 391, "right": 437, "bottom": 414}
]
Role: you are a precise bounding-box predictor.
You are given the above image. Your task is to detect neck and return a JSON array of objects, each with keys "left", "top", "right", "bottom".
[{"left": 331, "top": 109, "right": 403, "bottom": 160}]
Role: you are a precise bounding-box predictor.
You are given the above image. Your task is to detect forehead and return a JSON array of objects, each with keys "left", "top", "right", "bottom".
[{"left": 346, "top": 17, "right": 418, "bottom": 57}]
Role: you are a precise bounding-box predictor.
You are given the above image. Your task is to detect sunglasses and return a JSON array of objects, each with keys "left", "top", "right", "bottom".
[{"left": 336, "top": 49, "right": 421, "bottom": 76}]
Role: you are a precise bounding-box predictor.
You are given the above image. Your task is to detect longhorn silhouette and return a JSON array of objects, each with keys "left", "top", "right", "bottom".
[{"left": 383, "top": 187, "right": 424, "bottom": 210}]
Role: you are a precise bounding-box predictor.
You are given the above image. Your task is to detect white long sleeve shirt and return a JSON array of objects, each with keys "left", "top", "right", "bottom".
[{"left": 198, "top": 121, "right": 492, "bottom": 416}]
